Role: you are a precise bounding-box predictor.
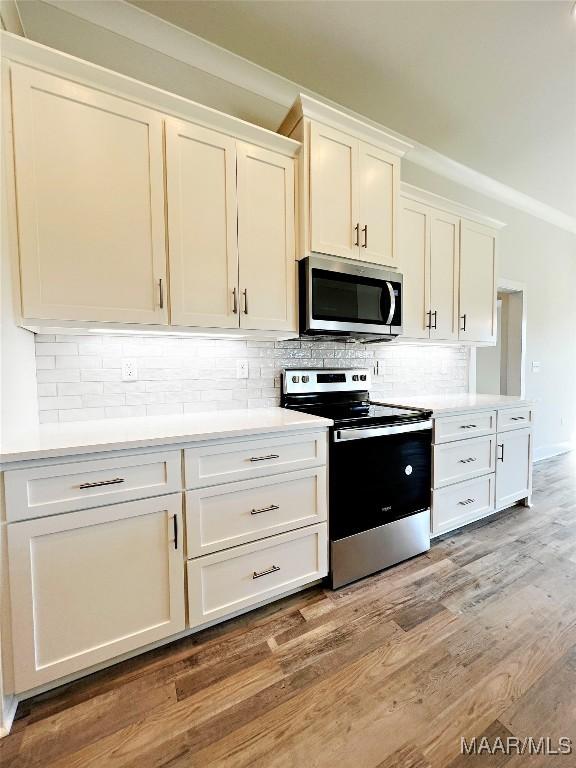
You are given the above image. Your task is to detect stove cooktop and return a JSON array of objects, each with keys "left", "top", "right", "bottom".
[{"left": 285, "top": 400, "right": 429, "bottom": 429}]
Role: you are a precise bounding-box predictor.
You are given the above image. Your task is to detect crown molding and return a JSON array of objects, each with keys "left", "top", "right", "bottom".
[
  {"left": 0, "top": 32, "right": 300, "bottom": 157},
  {"left": 279, "top": 94, "right": 412, "bottom": 157},
  {"left": 401, "top": 183, "right": 507, "bottom": 230},
  {"left": 22, "top": 0, "right": 576, "bottom": 235}
]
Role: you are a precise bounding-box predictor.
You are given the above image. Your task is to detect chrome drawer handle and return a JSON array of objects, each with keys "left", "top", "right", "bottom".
[
  {"left": 252, "top": 564, "right": 280, "bottom": 579},
  {"left": 249, "top": 454, "right": 280, "bottom": 462},
  {"left": 251, "top": 504, "right": 279, "bottom": 515},
  {"left": 510, "top": 416, "right": 526, "bottom": 421},
  {"left": 458, "top": 457, "right": 477, "bottom": 464},
  {"left": 458, "top": 498, "right": 476, "bottom": 506},
  {"left": 79, "top": 477, "right": 125, "bottom": 489},
  {"left": 460, "top": 424, "right": 477, "bottom": 429}
]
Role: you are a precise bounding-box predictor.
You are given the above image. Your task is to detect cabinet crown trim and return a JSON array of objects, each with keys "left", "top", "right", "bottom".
[
  {"left": 278, "top": 93, "right": 412, "bottom": 157},
  {"left": 1, "top": 32, "right": 300, "bottom": 158},
  {"left": 400, "top": 183, "right": 507, "bottom": 230}
]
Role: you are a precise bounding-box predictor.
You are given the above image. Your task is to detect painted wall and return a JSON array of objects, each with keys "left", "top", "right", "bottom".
[{"left": 34, "top": 335, "right": 469, "bottom": 423}]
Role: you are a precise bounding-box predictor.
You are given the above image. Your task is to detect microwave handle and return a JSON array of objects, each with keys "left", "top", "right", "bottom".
[{"left": 385, "top": 282, "right": 396, "bottom": 325}]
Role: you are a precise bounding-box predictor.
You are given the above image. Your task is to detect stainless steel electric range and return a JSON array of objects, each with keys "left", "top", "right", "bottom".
[{"left": 281, "top": 368, "right": 433, "bottom": 588}]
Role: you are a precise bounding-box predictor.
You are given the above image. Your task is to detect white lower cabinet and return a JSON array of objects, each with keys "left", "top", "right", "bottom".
[
  {"left": 8, "top": 494, "right": 185, "bottom": 692},
  {"left": 432, "top": 474, "right": 495, "bottom": 536},
  {"left": 495, "top": 428, "right": 532, "bottom": 511},
  {"left": 187, "top": 523, "right": 328, "bottom": 628}
]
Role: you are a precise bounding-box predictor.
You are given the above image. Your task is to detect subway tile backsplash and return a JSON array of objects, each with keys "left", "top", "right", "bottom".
[{"left": 35, "top": 335, "right": 469, "bottom": 423}]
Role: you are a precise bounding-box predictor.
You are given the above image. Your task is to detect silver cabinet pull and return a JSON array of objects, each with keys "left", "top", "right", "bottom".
[
  {"left": 79, "top": 477, "right": 125, "bottom": 489},
  {"left": 159, "top": 278, "right": 164, "bottom": 309},
  {"left": 232, "top": 287, "right": 238, "bottom": 314},
  {"left": 460, "top": 313, "right": 467, "bottom": 332},
  {"left": 510, "top": 416, "right": 526, "bottom": 421},
  {"left": 459, "top": 424, "right": 478, "bottom": 430},
  {"left": 354, "top": 223, "right": 360, "bottom": 247},
  {"left": 362, "top": 224, "right": 368, "bottom": 248},
  {"left": 252, "top": 564, "right": 280, "bottom": 579},
  {"left": 242, "top": 288, "right": 248, "bottom": 315},
  {"left": 458, "top": 498, "right": 476, "bottom": 506},
  {"left": 249, "top": 454, "right": 280, "bottom": 462},
  {"left": 251, "top": 504, "right": 280, "bottom": 515},
  {"left": 172, "top": 514, "right": 178, "bottom": 550},
  {"left": 498, "top": 443, "right": 505, "bottom": 462},
  {"left": 458, "top": 457, "right": 477, "bottom": 464}
]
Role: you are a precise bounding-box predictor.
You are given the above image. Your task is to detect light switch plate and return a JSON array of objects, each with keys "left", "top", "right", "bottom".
[{"left": 531, "top": 361, "right": 541, "bottom": 374}]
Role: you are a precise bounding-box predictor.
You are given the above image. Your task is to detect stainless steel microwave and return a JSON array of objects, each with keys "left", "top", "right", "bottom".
[{"left": 299, "top": 254, "right": 403, "bottom": 342}]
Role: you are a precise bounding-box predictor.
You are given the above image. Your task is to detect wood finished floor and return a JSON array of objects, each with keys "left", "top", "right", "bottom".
[{"left": 2, "top": 453, "right": 576, "bottom": 767}]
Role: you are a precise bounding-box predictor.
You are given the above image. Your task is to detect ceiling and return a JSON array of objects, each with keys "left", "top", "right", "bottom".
[{"left": 125, "top": 0, "right": 576, "bottom": 218}]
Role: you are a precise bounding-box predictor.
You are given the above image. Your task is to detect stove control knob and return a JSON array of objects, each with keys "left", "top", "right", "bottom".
[
  {"left": 352, "top": 375, "right": 359, "bottom": 381},
  {"left": 291, "top": 376, "right": 300, "bottom": 383},
  {"left": 302, "top": 375, "right": 309, "bottom": 383},
  {"left": 360, "top": 375, "right": 367, "bottom": 381}
]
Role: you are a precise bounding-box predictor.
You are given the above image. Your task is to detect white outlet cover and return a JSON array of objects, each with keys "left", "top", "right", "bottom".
[
  {"left": 531, "top": 361, "right": 541, "bottom": 374},
  {"left": 121, "top": 360, "right": 138, "bottom": 381},
  {"left": 236, "top": 360, "right": 249, "bottom": 379}
]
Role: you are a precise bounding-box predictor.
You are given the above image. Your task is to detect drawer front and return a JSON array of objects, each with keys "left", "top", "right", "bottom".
[
  {"left": 186, "top": 468, "right": 327, "bottom": 557},
  {"left": 432, "top": 474, "right": 495, "bottom": 536},
  {"left": 187, "top": 523, "right": 328, "bottom": 627},
  {"left": 4, "top": 451, "right": 182, "bottom": 522},
  {"left": 433, "top": 435, "right": 496, "bottom": 488},
  {"left": 497, "top": 406, "right": 533, "bottom": 433},
  {"left": 184, "top": 432, "right": 327, "bottom": 489},
  {"left": 434, "top": 411, "right": 496, "bottom": 444}
]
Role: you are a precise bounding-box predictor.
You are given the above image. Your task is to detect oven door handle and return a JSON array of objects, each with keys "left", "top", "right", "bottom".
[{"left": 333, "top": 420, "right": 433, "bottom": 441}]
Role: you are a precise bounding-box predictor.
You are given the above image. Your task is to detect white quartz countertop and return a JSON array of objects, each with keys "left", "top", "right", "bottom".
[
  {"left": 0, "top": 408, "right": 332, "bottom": 464},
  {"left": 380, "top": 393, "right": 534, "bottom": 417}
]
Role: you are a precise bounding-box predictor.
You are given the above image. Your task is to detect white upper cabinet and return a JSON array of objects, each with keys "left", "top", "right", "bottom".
[
  {"left": 237, "top": 143, "right": 296, "bottom": 332},
  {"left": 310, "top": 122, "right": 359, "bottom": 260},
  {"left": 357, "top": 142, "right": 399, "bottom": 267},
  {"left": 459, "top": 219, "right": 498, "bottom": 343},
  {"left": 399, "top": 186, "right": 503, "bottom": 345},
  {"left": 165, "top": 120, "right": 239, "bottom": 329},
  {"left": 279, "top": 94, "right": 410, "bottom": 267},
  {"left": 429, "top": 209, "right": 459, "bottom": 341},
  {"left": 11, "top": 65, "right": 168, "bottom": 325}
]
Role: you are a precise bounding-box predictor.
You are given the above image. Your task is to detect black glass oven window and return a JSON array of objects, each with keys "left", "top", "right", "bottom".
[{"left": 311, "top": 268, "right": 400, "bottom": 326}]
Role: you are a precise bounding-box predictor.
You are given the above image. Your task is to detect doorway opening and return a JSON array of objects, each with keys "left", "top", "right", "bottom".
[{"left": 475, "top": 280, "right": 526, "bottom": 397}]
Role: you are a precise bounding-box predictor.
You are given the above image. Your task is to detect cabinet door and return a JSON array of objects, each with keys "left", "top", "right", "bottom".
[
  {"left": 495, "top": 428, "right": 532, "bottom": 510},
  {"left": 429, "top": 209, "right": 459, "bottom": 341},
  {"left": 398, "top": 198, "right": 430, "bottom": 339},
  {"left": 165, "top": 120, "right": 239, "bottom": 328},
  {"left": 237, "top": 143, "right": 296, "bottom": 332},
  {"left": 11, "top": 65, "right": 167, "bottom": 325},
  {"left": 459, "top": 219, "right": 497, "bottom": 343},
  {"left": 358, "top": 142, "right": 399, "bottom": 267},
  {"left": 309, "top": 122, "right": 359, "bottom": 259},
  {"left": 8, "top": 495, "right": 185, "bottom": 692}
]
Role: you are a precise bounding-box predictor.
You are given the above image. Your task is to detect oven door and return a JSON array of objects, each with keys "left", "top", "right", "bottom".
[
  {"left": 300, "top": 255, "right": 403, "bottom": 337},
  {"left": 329, "top": 423, "right": 432, "bottom": 541}
]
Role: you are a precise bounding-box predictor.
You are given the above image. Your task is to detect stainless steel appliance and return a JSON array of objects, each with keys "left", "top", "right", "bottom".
[
  {"left": 299, "top": 254, "right": 403, "bottom": 342},
  {"left": 282, "top": 368, "right": 432, "bottom": 588}
]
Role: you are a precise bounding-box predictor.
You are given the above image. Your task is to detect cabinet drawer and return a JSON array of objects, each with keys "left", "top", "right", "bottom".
[
  {"left": 433, "top": 435, "right": 495, "bottom": 488},
  {"left": 4, "top": 451, "right": 182, "bottom": 522},
  {"left": 184, "top": 432, "right": 326, "bottom": 489},
  {"left": 434, "top": 411, "right": 496, "bottom": 444},
  {"left": 432, "top": 474, "right": 495, "bottom": 536},
  {"left": 186, "top": 468, "right": 327, "bottom": 557},
  {"left": 187, "top": 523, "right": 328, "bottom": 627},
  {"left": 497, "top": 407, "right": 533, "bottom": 433}
]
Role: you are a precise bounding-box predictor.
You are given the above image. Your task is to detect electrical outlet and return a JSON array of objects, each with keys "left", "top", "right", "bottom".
[
  {"left": 121, "top": 360, "right": 138, "bottom": 381},
  {"left": 236, "top": 360, "right": 249, "bottom": 379},
  {"left": 531, "top": 361, "right": 541, "bottom": 374},
  {"left": 373, "top": 361, "right": 382, "bottom": 376}
]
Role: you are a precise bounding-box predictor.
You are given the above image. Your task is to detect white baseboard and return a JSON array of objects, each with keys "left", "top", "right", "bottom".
[
  {"left": 533, "top": 443, "right": 574, "bottom": 463},
  {"left": 0, "top": 693, "right": 18, "bottom": 738}
]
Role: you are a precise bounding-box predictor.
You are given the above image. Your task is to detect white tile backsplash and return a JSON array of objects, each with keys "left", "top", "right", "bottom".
[{"left": 34, "top": 335, "right": 470, "bottom": 423}]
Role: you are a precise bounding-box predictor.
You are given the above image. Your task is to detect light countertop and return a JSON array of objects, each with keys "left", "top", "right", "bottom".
[
  {"left": 380, "top": 393, "right": 534, "bottom": 417},
  {"left": 0, "top": 408, "right": 332, "bottom": 464}
]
